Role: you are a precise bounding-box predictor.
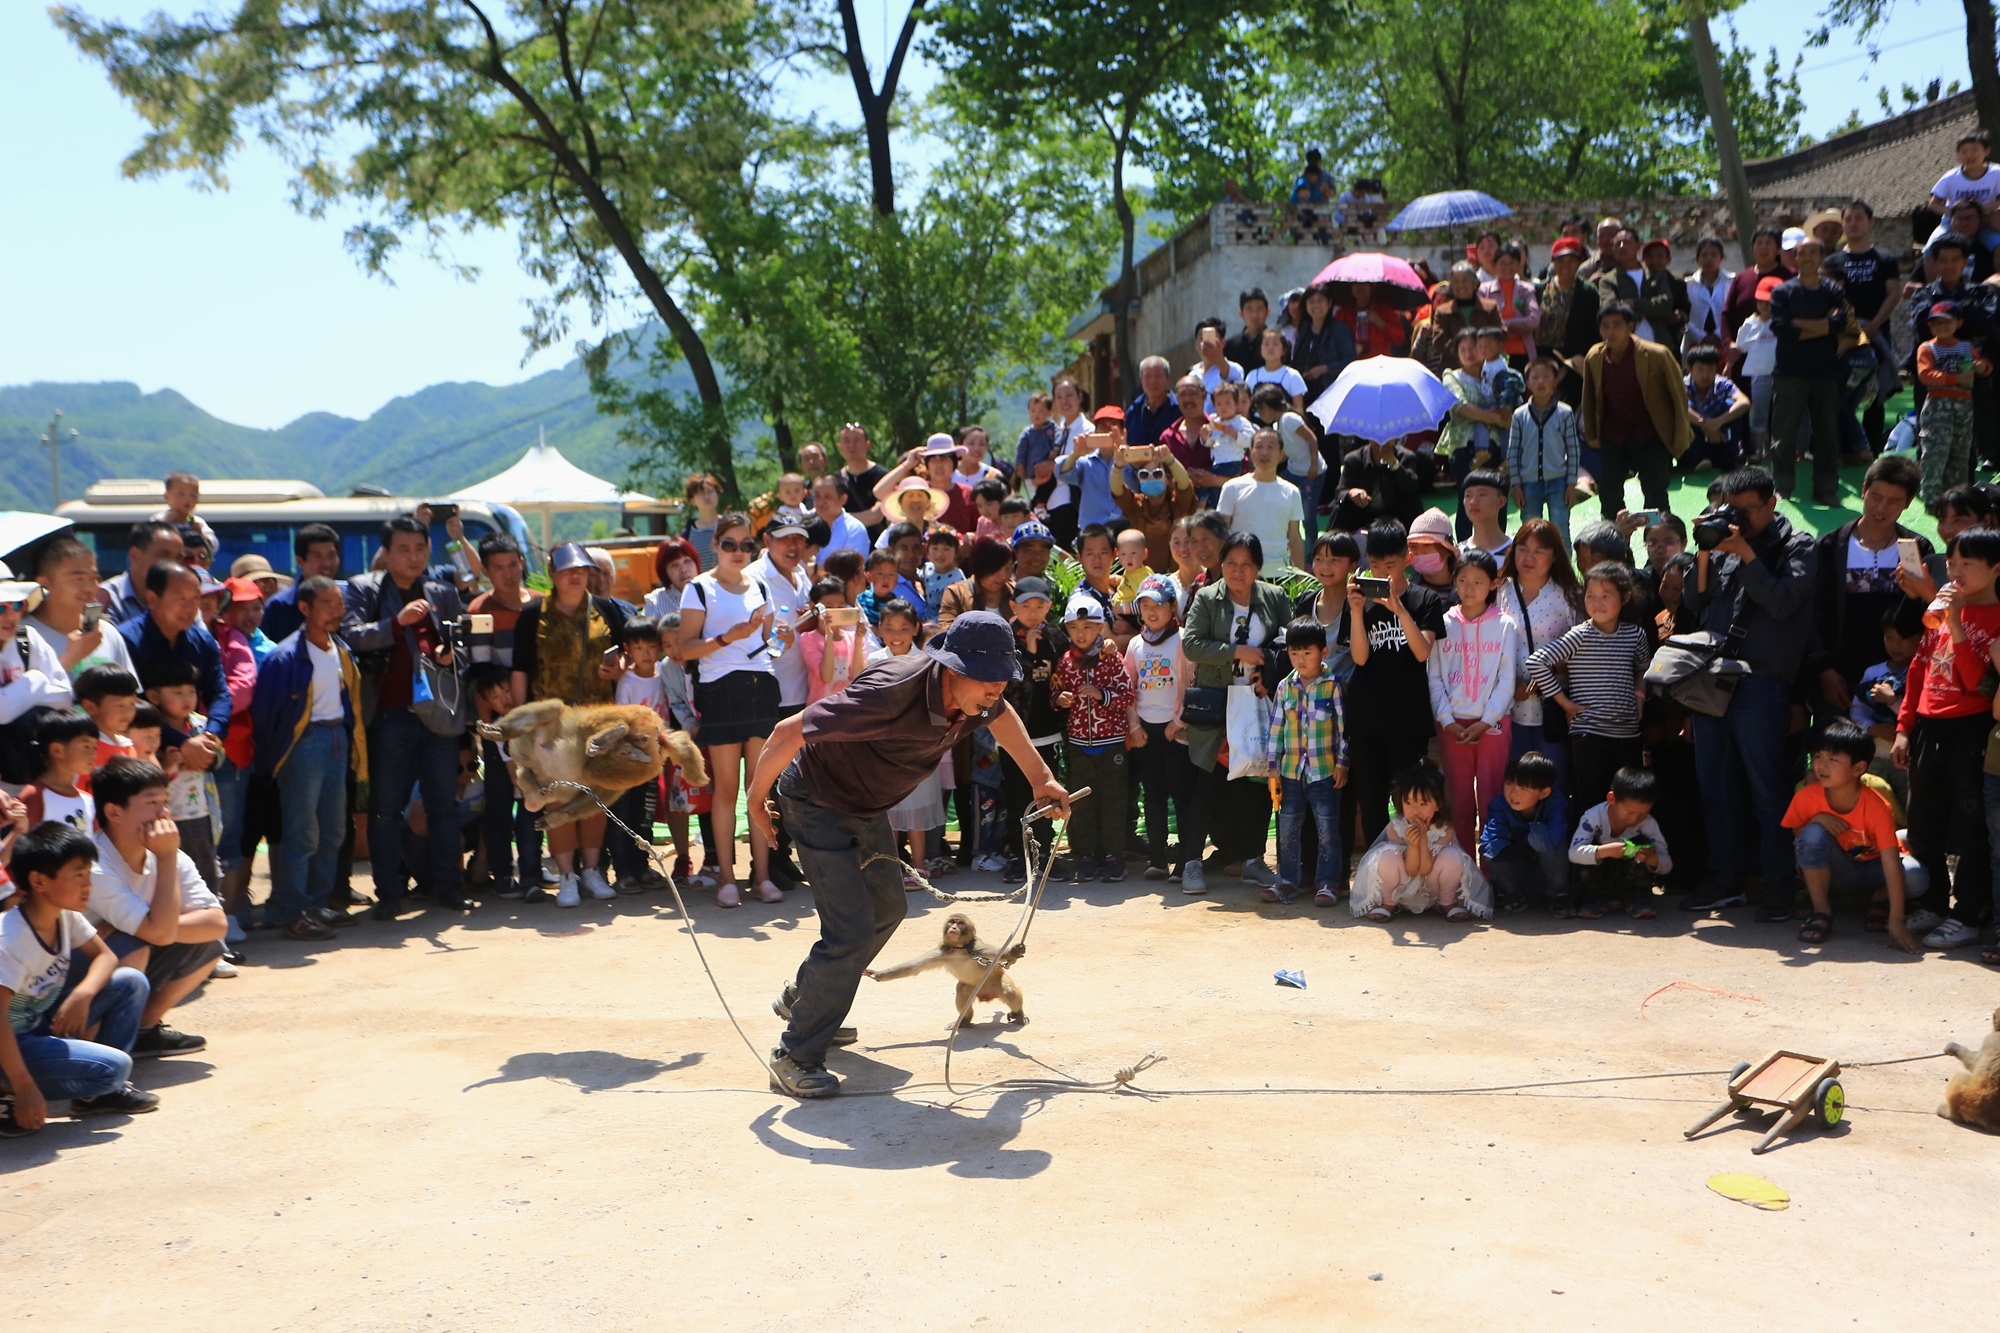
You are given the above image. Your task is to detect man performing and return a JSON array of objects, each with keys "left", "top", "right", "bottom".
[{"left": 747, "top": 611, "right": 1071, "bottom": 1099}]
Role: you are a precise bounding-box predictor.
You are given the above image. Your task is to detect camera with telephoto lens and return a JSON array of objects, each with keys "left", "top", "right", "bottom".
[{"left": 1692, "top": 505, "right": 1748, "bottom": 552}]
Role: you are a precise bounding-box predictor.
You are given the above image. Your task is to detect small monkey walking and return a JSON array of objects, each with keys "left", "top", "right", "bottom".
[
  {"left": 866, "top": 913, "right": 1028, "bottom": 1028},
  {"left": 1939, "top": 1007, "right": 2000, "bottom": 1132}
]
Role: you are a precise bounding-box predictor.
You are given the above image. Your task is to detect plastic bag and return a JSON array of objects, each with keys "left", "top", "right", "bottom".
[{"left": 1225, "top": 683, "right": 1272, "bottom": 780}]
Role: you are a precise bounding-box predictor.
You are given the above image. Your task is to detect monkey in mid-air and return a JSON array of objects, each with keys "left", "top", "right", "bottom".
[
  {"left": 1940, "top": 1007, "right": 2000, "bottom": 1132},
  {"left": 865, "top": 913, "right": 1027, "bottom": 1029}
]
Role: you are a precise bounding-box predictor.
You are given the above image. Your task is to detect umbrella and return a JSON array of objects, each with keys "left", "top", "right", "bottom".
[
  {"left": 1308, "top": 357, "right": 1455, "bottom": 443},
  {"left": 1384, "top": 190, "right": 1512, "bottom": 232},
  {"left": 1309, "top": 251, "right": 1430, "bottom": 311}
]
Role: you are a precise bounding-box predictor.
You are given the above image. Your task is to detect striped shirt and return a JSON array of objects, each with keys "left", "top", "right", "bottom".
[
  {"left": 1265, "top": 669, "right": 1348, "bottom": 783},
  {"left": 1525, "top": 620, "right": 1651, "bottom": 739}
]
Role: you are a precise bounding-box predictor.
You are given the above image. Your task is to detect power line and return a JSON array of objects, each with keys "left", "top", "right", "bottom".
[
  {"left": 339, "top": 391, "right": 595, "bottom": 490},
  {"left": 1796, "top": 26, "right": 1962, "bottom": 76}
]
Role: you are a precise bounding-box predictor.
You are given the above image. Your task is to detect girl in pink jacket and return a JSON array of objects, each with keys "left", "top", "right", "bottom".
[{"left": 1428, "top": 548, "right": 1521, "bottom": 853}]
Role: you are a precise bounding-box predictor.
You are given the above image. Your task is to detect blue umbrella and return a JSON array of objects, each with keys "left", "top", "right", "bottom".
[
  {"left": 1384, "top": 189, "right": 1512, "bottom": 232},
  {"left": 1308, "top": 358, "right": 1456, "bottom": 443}
]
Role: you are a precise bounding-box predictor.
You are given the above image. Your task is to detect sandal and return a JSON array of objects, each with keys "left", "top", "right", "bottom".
[
  {"left": 1367, "top": 907, "right": 1392, "bottom": 922},
  {"left": 902, "top": 874, "right": 925, "bottom": 893},
  {"left": 1865, "top": 903, "right": 1889, "bottom": 933},
  {"left": 1982, "top": 943, "right": 2000, "bottom": 967},
  {"left": 754, "top": 880, "right": 784, "bottom": 903},
  {"left": 1797, "top": 911, "right": 1833, "bottom": 944},
  {"left": 1576, "top": 901, "right": 1604, "bottom": 921},
  {"left": 1445, "top": 905, "right": 1473, "bottom": 922},
  {"left": 1550, "top": 896, "right": 1577, "bottom": 920},
  {"left": 1626, "top": 901, "right": 1659, "bottom": 920},
  {"left": 715, "top": 883, "right": 741, "bottom": 909},
  {"left": 1314, "top": 886, "right": 1339, "bottom": 908}
]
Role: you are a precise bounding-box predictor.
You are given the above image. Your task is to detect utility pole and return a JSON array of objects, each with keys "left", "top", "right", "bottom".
[
  {"left": 40, "top": 411, "right": 79, "bottom": 508},
  {"left": 1686, "top": 0, "right": 1759, "bottom": 267}
]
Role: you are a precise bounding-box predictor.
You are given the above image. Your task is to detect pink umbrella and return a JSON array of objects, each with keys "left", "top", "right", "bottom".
[{"left": 1309, "top": 252, "right": 1430, "bottom": 311}]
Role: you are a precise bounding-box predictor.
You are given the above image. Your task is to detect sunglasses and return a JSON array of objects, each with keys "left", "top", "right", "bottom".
[
  {"left": 1136, "top": 468, "right": 1167, "bottom": 482},
  {"left": 715, "top": 538, "right": 755, "bottom": 554},
  {"left": 0, "top": 600, "right": 28, "bottom": 615},
  {"left": 458, "top": 761, "right": 479, "bottom": 775}
]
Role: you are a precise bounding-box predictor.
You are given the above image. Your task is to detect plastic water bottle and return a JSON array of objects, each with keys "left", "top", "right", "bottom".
[
  {"left": 1924, "top": 583, "right": 1956, "bottom": 630},
  {"left": 447, "top": 539, "right": 474, "bottom": 584}
]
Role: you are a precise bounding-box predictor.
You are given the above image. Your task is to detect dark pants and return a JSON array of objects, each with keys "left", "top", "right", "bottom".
[
  {"left": 773, "top": 703, "right": 806, "bottom": 877},
  {"left": 1596, "top": 435, "right": 1673, "bottom": 516},
  {"left": 1179, "top": 759, "right": 1274, "bottom": 865},
  {"left": 1277, "top": 776, "right": 1342, "bottom": 888},
  {"left": 1771, "top": 375, "right": 1839, "bottom": 499},
  {"left": 481, "top": 738, "right": 542, "bottom": 891},
  {"left": 1569, "top": 732, "right": 1642, "bottom": 830},
  {"left": 608, "top": 779, "right": 658, "bottom": 884},
  {"left": 1046, "top": 503, "right": 1079, "bottom": 549},
  {"left": 336, "top": 769, "right": 358, "bottom": 901},
  {"left": 1487, "top": 827, "right": 1568, "bottom": 906},
  {"left": 1063, "top": 745, "right": 1128, "bottom": 860},
  {"left": 777, "top": 783, "right": 908, "bottom": 1065},
  {"left": 367, "top": 708, "right": 462, "bottom": 906},
  {"left": 1692, "top": 673, "right": 1794, "bottom": 891},
  {"left": 1001, "top": 740, "right": 1062, "bottom": 859},
  {"left": 1134, "top": 719, "right": 1194, "bottom": 870},
  {"left": 1579, "top": 857, "right": 1660, "bottom": 907},
  {"left": 1347, "top": 731, "right": 1433, "bottom": 856},
  {"left": 1907, "top": 712, "right": 1993, "bottom": 925}
]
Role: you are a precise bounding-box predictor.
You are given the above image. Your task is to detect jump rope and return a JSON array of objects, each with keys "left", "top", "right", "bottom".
[{"left": 543, "top": 780, "right": 1953, "bottom": 1111}]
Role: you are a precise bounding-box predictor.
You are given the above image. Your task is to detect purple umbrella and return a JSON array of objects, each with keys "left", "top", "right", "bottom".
[
  {"left": 1309, "top": 252, "right": 1429, "bottom": 312},
  {"left": 1308, "top": 356, "right": 1456, "bottom": 443}
]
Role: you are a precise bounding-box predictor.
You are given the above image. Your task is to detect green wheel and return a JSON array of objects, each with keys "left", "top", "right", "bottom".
[{"left": 1814, "top": 1077, "right": 1845, "bottom": 1129}]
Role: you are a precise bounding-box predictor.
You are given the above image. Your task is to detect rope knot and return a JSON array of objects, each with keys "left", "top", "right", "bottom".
[{"left": 1114, "top": 1052, "right": 1166, "bottom": 1085}]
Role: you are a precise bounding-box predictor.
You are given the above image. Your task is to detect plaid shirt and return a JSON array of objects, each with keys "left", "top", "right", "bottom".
[
  {"left": 1685, "top": 372, "right": 1742, "bottom": 421},
  {"left": 1265, "top": 669, "right": 1348, "bottom": 782}
]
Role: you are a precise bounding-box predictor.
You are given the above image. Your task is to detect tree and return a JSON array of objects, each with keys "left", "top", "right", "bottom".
[
  {"left": 55, "top": 0, "right": 801, "bottom": 501},
  {"left": 830, "top": 0, "right": 926, "bottom": 216},
  {"left": 1820, "top": 0, "right": 2000, "bottom": 143},
  {"left": 1145, "top": 16, "right": 1326, "bottom": 217},
  {"left": 929, "top": 0, "right": 1249, "bottom": 403}
]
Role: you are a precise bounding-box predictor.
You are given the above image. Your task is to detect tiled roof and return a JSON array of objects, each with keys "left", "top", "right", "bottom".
[{"left": 1743, "top": 90, "right": 1977, "bottom": 213}]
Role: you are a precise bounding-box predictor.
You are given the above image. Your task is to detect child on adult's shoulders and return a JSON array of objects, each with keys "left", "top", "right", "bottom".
[
  {"left": 1784, "top": 719, "right": 1924, "bottom": 953},
  {"left": 1566, "top": 766, "right": 1671, "bottom": 921}
]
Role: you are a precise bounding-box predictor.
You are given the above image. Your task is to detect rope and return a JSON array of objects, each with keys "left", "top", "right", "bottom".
[{"left": 539, "top": 781, "right": 1958, "bottom": 1110}]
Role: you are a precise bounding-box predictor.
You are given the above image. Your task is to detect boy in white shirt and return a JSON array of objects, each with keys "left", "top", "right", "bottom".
[
  {"left": 86, "top": 757, "right": 226, "bottom": 1058},
  {"left": 1217, "top": 431, "right": 1306, "bottom": 570},
  {"left": 1735, "top": 276, "right": 1782, "bottom": 455},
  {"left": 0, "top": 823, "right": 158, "bottom": 1136}
]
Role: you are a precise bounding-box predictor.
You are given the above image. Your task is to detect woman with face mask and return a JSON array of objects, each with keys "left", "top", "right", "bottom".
[
  {"left": 1110, "top": 442, "right": 1200, "bottom": 571},
  {"left": 1405, "top": 507, "right": 1462, "bottom": 607}
]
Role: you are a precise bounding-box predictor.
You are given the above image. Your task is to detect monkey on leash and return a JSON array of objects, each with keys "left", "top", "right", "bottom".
[{"left": 867, "top": 913, "right": 1027, "bottom": 1029}]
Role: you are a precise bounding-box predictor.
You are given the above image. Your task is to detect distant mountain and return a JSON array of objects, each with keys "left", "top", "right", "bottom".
[{"left": 0, "top": 338, "right": 696, "bottom": 514}]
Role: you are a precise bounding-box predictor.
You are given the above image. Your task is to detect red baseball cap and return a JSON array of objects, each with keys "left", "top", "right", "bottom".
[
  {"left": 223, "top": 576, "right": 263, "bottom": 604},
  {"left": 1755, "top": 275, "right": 1784, "bottom": 301},
  {"left": 1091, "top": 405, "right": 1126, "bottom": 424},
  {"left": 1550, "top": 237, "right": 1585, "bottom": 258},
  {"left": 1641, "top": 237, "right": 1672, "bottom": 260}
]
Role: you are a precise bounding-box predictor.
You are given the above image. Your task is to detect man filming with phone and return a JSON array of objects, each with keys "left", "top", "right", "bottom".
[{"left": 1056, "top": 405, "right": 1131, "bottom": 531}]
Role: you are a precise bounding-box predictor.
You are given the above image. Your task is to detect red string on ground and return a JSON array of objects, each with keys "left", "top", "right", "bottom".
[{"left": 1638, "top": 980, "right": 1766, "bottom": 1020}]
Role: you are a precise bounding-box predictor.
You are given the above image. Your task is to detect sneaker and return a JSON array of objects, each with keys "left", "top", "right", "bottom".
[
  {"left": 368, "top": 899, "right": 404, "bottom": 922},
  {"left": 975, "top": 853, "right": 1008, "bottom": 873},
  {"left": 1181, "top": 860, "right": 1207, "bottom": 894},
  {"left": 1904, "top": 908, "right": 1944, "bottom": 934},
  {"left": 579, "top": 867, "right": 615, "bottom": 900},
  {"left": 312, "top": 906, "right": 361, "bottom": 929},
  {"left": 1167, "top": 863, "right": 1182, "bottom": 884},
  {"left": 495, "top": 880, "right": 529, "bottom": 900},
  {"left": 555, "top": 874, "right": 581, "bottom": 908},
  {"left": 70, "top": 1083, "right": 161, "bottom": 1117},
  {"left": 1143, "top": 863, "right": 1169, "bottom": 881},
  {"left": 1098, "top": 855, "right": 1126, "bottom": 883},
  {"left": 1679, "top": 881, "right": 1746, "bottom": 912},
  {"left": 134, "top": 1024, "right": 205, "bottom": 1058},
  {"left": 1239, "top": 860, "right": 1277, "bottom": 888},
  {"left": 1001, "top": 858, "right": 1027, "bottom": 884},
  {"left": 225, "top": 915, "right": 247, "bottom": 945},
  {"left": 210, "top": 958, "right": 239, "bottom": 979},
  {"left": 1069, "top": 856, "right": 1097, "bottom": 884},
  {"left": 690, "top": 865, "right": 724, "bottom": 888},
  {"left": 0, "top": 1095, "right": 33, "bottom": 1137},
  {"left": 523, "top": 883, "right": 550, "bottom": 904},
  {"left": 768, "top": 1048, "right": 840, "bottom": 1099},
  {"left": 1923, "top": 917, "right": 1980, "bottom": 949},
  {"left": 283, "top": 917, "right": 336, "bottom": 942},
  {"left": 1754, "top": 893, "right": 1799, "bottom": 923}
]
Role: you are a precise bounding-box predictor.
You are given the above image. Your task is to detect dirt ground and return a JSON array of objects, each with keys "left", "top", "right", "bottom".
[{"left": 5, "top": 848, "right": 1998, "bottom": 1331}]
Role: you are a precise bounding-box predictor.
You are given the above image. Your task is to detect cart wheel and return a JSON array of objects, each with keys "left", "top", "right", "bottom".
[
  {"left": 1814, "top": 1078, "right": 1845, "bottom": 1129},
  {"left": 1729, "top": 1061, "right": 1750, "bottom": 1086}
]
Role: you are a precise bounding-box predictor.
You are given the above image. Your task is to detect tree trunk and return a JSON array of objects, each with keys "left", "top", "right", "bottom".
[
  {"left": 1966, "top": 0, "right": 2000, "bottom": 149},
  {"left": 838, "top": 0, "right": 926, "bottom": 217},
  {"left": 771, "top": 405, "right": 798, "bottom": 473},
  {"left": 1110, "top": 133, "right": 1138, "bottom": 414},
  {"left": 1686, "top": 0, "right": 1759, "bottom": 267}
]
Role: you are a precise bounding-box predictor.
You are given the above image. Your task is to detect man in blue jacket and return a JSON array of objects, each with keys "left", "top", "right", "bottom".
[
  {"left": 253, "top": 576, "right": 365, "bottom": 940},
  {"left": 118, "top": 561, "right": 230, "bottom": 764}
]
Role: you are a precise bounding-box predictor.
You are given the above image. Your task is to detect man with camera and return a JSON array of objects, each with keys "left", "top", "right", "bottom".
[
  {"left": 1679, "top": 467, "right": 1818, "bottom": 918},
  {"left": 341, "top": 515, "right": 467, "bottom": 919}
]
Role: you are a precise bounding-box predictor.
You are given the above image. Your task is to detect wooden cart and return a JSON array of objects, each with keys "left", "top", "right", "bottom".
[{"left": 1684, "top": 1051, "right": 1845, "bottom": 1154}]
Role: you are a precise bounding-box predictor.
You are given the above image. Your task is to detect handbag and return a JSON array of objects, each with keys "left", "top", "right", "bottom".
[
  {"left": 1182, "top": 685, "right": 1227, "bottom": 729},
  {"left": 1643, "top": 590, "right": 1750, "bottom": 718},
  {"left": 408, "top": 623, "right": 467, "bottom": 737},
  {"left": 1511, "top": 575, "right": 1568, "bottom": 743}
]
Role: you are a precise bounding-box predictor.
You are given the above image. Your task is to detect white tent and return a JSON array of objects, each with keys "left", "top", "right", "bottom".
[{"left": 450, "top": 429, "right": 658, "bottom": 554}]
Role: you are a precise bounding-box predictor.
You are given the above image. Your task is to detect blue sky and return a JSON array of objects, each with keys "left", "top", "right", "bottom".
[{"left": 0, "top": 1, "right": 1974, "bottom": 430}]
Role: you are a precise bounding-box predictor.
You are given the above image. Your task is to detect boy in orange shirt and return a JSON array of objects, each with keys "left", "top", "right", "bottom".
[{"left": 1784, "top": 719, "right": 1922, "bottom": 953}]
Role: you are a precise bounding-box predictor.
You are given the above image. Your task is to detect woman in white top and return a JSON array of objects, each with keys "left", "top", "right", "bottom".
[
  {"left": 1495, "top": 518, "right": 1584, "bottom": 799},
  {"left": 1683, "top": 237, "right": 1734, "bottom": 354},
  {"left": 679, "top": 513, "right": 785, "bottom": 907}
]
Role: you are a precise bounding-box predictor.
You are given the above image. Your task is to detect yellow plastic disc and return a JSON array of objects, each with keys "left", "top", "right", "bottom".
[{"left": 1707, "top": 1173, "right": 1790, "bottom": 1211}]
